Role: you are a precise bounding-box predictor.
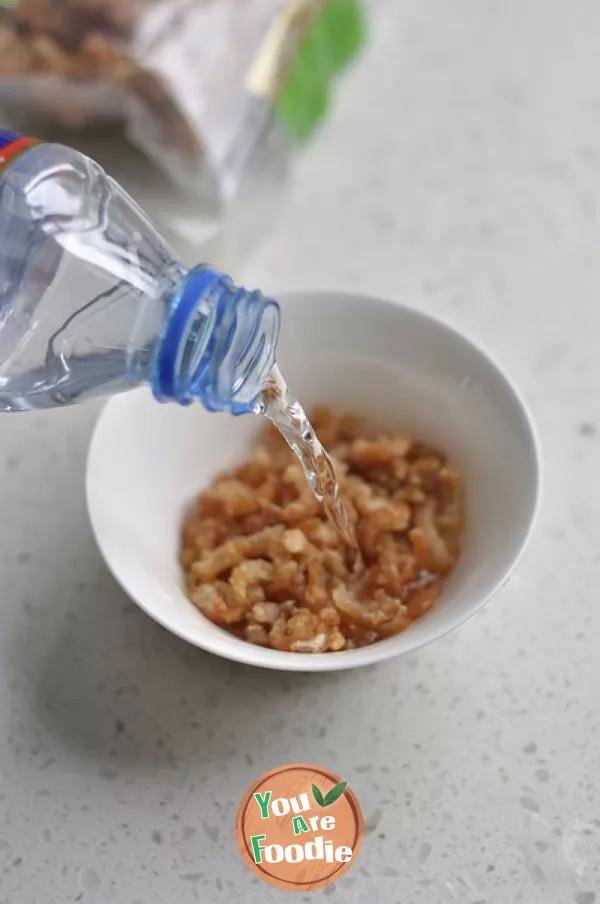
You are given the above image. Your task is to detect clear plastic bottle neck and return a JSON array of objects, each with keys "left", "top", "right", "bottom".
[{"left": 151, "top": 265, "right": 280, "bottom": 414}]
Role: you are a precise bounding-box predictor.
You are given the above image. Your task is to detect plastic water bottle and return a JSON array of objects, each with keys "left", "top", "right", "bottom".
[{"left": 0, "top": 129, "right": 280, "bottom": 414}]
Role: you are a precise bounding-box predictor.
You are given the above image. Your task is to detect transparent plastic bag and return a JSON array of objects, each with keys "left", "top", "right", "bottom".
[{"left": 0, "top": 0, "right": 366, "bottom": 214}]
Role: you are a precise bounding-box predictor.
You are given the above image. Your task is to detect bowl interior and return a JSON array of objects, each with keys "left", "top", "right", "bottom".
[{"left": 86, "top": 291, "right": 540, "bottom": 671}]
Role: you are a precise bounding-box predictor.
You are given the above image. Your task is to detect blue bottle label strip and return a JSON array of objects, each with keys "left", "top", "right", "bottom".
[{"left": 0, "top": 130, "right": 39, "bottom": 171}]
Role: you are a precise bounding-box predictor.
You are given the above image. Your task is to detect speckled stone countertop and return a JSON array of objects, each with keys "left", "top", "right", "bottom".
[{"left": 1, "top": 1, "right": 600, "bottom": 902}]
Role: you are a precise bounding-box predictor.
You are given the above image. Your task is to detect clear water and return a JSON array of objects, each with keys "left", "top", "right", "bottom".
[
  {"left": 0, "top": 142, "right": 279, "bottom": 414},
  {"left": 0, "top": 143, "right": 176, "bottom": 411},
  {"left": 256, "top": 365, "right": 358, "bottom": 552}
]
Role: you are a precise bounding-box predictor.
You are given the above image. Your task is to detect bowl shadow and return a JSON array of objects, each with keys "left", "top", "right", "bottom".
[{"left": 18, "top": 526, "right": 378, "bottom": 781}]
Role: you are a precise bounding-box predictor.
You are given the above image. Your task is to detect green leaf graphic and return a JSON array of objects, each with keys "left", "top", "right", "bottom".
[
  {"left": 323, "top": 781, "right": 347, "bottom": 807},
  {"left": 312, "top": 784, "right": 325, "bottom": 807}
]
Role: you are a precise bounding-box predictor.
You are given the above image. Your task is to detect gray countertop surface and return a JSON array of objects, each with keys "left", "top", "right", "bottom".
[{"left": 1, "top": 1, "right": 600, "bottom": 902}]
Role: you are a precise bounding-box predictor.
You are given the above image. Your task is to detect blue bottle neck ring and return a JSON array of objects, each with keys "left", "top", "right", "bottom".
[{"left": 151, "top": 265, "right": 280, "bottom": 415}]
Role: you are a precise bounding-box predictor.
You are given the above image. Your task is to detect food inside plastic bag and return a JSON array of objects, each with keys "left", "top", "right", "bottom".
[{"left": 0, "top": 0, "right": 366, "bottom": 205}]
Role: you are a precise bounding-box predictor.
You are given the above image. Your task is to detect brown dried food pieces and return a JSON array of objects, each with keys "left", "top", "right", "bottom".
[
  {"left": 0, "top": 0, "right": 199, "bottom": 155},
  {"left": 180, "top": 408, "right": 464, "bottom": 653},
  {"left": 0, "top": 0, "right": 147, "bottom": 77}
]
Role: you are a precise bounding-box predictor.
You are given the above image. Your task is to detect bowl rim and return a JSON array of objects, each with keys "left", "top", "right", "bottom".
[{"left": 86, "top": 289, "right": 542, "bottom": 673}]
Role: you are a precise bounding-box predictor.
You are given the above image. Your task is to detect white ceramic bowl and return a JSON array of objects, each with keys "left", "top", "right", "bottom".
[{"left": 86, "top": 290, "right": 540, "bottom": 672}]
